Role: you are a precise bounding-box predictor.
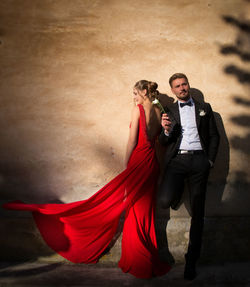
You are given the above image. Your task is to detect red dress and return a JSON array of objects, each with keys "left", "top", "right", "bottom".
[{"left": 3, "top": 104, "right": 170, "bottom": 279}]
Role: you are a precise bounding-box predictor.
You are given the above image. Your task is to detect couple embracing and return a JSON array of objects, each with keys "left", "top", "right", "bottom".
[{"left": 3, "top": 73, "right": 220, "bottom": 280}]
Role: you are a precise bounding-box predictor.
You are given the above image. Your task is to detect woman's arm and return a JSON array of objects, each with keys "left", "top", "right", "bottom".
[{"left": 124, "top": 106, "right": 140, "bottom": 167}]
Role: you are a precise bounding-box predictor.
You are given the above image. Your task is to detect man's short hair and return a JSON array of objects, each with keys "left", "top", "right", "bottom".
[{"left": 169, "top": 73, "right": 189, "bottom": 87}]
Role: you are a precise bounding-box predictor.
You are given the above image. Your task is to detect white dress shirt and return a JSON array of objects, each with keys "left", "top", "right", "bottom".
[{"left": 178, "top": 98, "right": 202, "bottom": 151}]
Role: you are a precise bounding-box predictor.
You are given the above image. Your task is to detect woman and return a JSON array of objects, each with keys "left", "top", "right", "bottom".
[{"left": 3, "top": 80, "right": 170, "bottom": 279}]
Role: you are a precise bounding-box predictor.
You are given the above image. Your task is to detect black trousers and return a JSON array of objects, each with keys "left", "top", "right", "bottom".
[{"left": 158, "top": 152, "right": 210, "bottom": 262}]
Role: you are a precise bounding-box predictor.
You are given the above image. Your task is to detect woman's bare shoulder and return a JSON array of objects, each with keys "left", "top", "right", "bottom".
[{"left": 130, "top": 105, "right": 140, "bottom": 121}]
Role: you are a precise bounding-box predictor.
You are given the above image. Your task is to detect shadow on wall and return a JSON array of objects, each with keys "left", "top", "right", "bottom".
[
  {"left": 0, "top": 118, "right": 125, "bottom": 262},
  {"left": 0, "top": 134, "right": 62, "bottom": 260},
  {"left": 202, "top": 12, "right": 250, "bottom": 263},
  {"left": 220, "top": 14, "right": 250, "bottom": 205},
  {"left": 0, "top": 138, "right": 65, "bottom": 261}
]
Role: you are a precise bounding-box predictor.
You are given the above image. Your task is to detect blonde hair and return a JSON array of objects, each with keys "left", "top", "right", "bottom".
[{"left": 134, "top": 80, "right": 159, "bottom": 102}]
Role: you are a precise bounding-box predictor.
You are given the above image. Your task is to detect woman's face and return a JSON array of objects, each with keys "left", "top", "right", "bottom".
[{"left": 133, "top": 88, "right": 146, "bottom": 105}]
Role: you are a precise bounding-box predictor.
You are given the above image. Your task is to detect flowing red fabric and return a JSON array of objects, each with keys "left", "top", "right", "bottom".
[{"left": 3, "top": 104, "right": 170, "bottom": 278}]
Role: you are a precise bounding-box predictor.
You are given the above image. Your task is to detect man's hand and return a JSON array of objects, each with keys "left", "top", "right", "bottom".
[{"left": 161, "top": 113, "right": 172, "bottom": 134}]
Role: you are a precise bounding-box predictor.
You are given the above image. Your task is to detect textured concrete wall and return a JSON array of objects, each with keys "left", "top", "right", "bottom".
[{"left": 0, "top": 0, "right": 250, "bottom": 263}]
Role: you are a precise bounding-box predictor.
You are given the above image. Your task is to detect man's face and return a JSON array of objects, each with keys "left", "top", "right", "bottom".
[{"left": 171, "top": 78, "right": 190, "bottom": 102}]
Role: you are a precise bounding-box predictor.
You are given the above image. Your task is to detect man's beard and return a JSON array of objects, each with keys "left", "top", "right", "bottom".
[{"left": 178, "top": 92, "right": 190, "bottom": 101}]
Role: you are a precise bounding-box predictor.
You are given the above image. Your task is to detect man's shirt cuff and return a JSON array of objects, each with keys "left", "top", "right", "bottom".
[{"left": 164, "top": 130, "right": 170, "bottom": 136}]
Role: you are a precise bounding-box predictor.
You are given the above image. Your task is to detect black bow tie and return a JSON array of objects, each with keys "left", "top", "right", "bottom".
[{"left": 180, "top": 101, "right": 192, "bottom": 108}]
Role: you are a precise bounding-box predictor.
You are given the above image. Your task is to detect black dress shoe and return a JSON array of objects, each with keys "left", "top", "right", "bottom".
[{"left": 184, "top": 260, "right": 197, "bottom": 280}]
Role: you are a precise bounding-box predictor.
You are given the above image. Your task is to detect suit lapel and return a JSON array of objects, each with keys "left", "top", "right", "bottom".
[
  {"left": 193, "top": 99, "right": 201, "bottom": 129},
  {"left": 168, "top": 102, "right": 180, "bottom": 124}
]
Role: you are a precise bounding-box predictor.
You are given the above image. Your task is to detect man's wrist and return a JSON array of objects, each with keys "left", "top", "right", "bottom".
[
  {"left": 164, "top": 125, "right": 173, "bottom": 136},
  {"left": 164, "top": 129, "right": 170, "bottom": 136}
]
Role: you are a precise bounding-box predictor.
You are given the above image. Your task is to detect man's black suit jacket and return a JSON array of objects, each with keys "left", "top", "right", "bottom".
[{"left": 158, "top": 99, "right": 220, "bottom": 167}]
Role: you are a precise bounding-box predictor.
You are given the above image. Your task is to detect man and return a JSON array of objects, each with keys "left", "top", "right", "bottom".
[{"left": 158, "top": 73, "right": 220, "bottom": 280}]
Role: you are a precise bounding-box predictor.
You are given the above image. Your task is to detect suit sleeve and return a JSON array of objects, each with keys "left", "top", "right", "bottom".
[
  {"left": 158, "top": 105, "right": 171, "bottom": 146},
  {"left": 158, "top": 105, "right": 182, "bottom": 146},
  {"left": 158, "top": 129, "right": 170, "bottom": 145},
  {"left": 207, "top": 103, "right": 220, "bottom": 163},
  {"left": 158, "top": 122, "right": 181, "bottom": 146}
]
